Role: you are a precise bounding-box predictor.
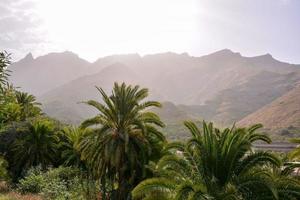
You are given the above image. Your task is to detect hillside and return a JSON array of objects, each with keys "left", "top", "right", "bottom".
[
  {"left": 40, "top": 63, "right": 140, "bottom": 124},
  {"left": 8, "top": 49, "right": 300, "bottom": 137},
  {"left": 9, "top": 51, "right": 90, "bottom": 95},
  {"left": 150, "top": 102, "right": 202, "bottom": 140},
  {"left": 205, "top": 71, "right": 300, "bottom": 125},
  {"left": 238, "top": 84, "right": 300, "bottom": 139}
]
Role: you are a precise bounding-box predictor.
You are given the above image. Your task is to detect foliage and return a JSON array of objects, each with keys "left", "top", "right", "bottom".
[
  {"left": 1, "top": 53, "right": 300, "bottom": 200},
  {"left": 0, "top": 156, "right": 9, "bottom": 181},
  {"left": 0, "top": 193, "right": 41, "bottom": 200},
  {"left": 39, "top": 167, "right": 83, "bottom": 200},
  {"left": 79, "top": 82, "right": 166, "bottom": 199},
  {"left": 0, "top": 52, "right": 13, "bottom": 128},
  {"left": 0, "top": 51, "right": 41, "bottom": 127},
  {"left": 10, "top": 118, "right": 59, "bottom": 175},
  {"left": 15, "top": 91, "right": 42, "bottom": 120},
  {"left": 59, "top": 126, "right": 90, "bottom": 168},
  {"left": 133, "top": 122, "right": 300, "bottom": 200},
  {"left": 0, "top": 51, "right": 11, "bottom": 92},
  {"left": 17, "top": 167, "right": 45, "bottom": 194},
  {"left": 17, "top": 166, "right": 87, "bottom": 200},
  {"left": 289, "top": 138, "right": 300, "bottom": 160},
  {"left": 0, "top": 90, "right": 42, "bottom": 125}
]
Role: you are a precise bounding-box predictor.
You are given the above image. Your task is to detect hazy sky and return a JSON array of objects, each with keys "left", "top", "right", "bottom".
[{"left": 0, "top": 0, "right": 299, "bottom": 63}]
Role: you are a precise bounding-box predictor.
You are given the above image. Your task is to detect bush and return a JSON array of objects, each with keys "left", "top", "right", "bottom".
[
  {"left": 17, "top": 166, "right": 86, "bottom": 200},
  {"left": 0, "top": 156, "right": 9, "bottom": 181},
  {"left": 17, "top": 166, "right": 45, "bottom": 194}
]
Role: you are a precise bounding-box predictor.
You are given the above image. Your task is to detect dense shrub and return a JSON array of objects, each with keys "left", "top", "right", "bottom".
[
  {"left": 17, "top": 166, "right": 86, "bottom": 200},
  {"left": 17, "top": 167, "right": 44, "bottom": 194}
]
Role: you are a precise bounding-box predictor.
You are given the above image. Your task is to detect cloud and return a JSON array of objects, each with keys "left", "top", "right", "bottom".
[{"left": 0, "top": 0, "right": 46, "bottom": 60}]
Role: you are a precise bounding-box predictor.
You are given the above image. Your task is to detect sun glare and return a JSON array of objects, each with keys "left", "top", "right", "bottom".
[{"left": 34, "top": 0, "right": 199, "bottom": 61}]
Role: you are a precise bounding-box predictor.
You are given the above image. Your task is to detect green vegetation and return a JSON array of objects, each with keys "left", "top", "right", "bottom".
[
  {"left": 17, "top": 166, "right": 87, "bottom": 200},
  {"left": 289, "top": 138, "right": 300, "bottom": 160},
  {"left": 79, "top": 83, "right": 166, "bottom": 199},
  {"left": 132, "top": 123, "right": 299, "bottom": 199},
  {"left": 1, "top": 51, "right": 300, "bottom": 199},
  {"left": 11, "top": 119, "right": 59, "bottom": 172}
]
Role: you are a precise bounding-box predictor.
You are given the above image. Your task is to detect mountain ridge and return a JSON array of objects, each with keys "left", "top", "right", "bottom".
[
  {"left": 238, "top": 84, "right": 300, "bottom": 134},
  {"left": 8, "top": 49, "right": 300, "bottom": 139}
]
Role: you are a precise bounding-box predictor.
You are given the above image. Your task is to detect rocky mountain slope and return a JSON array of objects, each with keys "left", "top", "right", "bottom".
[{"left": 238, "top": 84, "right": 300, "bottom": 138}]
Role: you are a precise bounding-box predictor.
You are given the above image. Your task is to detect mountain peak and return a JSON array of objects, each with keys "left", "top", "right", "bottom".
[
  {"left": 218, "top": 48, "right": 234, "bottom": 53},
  {"left": 249, "top": 53, "right": 275, "bottom": 62},
  {"left": 210, "top": 49, "right": 241, "bottom": 58},
  {"left": 40, "top": 51, "right": 79, "bottom": 59},
  {"left": 25, "top": 52, "right": 34, "bottom": 59},
  {"left": 17, "top": 52, "right": 34, "bottom": 63},
  {"left": 61, "top": 50, "right": 79, "bottom": 56},
  {"left": 262, "top": 53, "right": 273, "bottom": 58}
]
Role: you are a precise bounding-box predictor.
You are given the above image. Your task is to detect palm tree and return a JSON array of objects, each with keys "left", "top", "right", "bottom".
[
  {"left": 11, "top": 119, "right": 59, "bottom": 173},
  {"left": 0, "top": 51, "right": 12, "bottom": 126},
  {"left": 59, "top": 126, "right": 98, "bottom": 199},
  {"left": 289, "top": 138, "right": 300, "bottom": 160},
  {"left": 132, "top": 122, "right": 290, "bottom": 200},
  {"left": 79, "top": 82, "right": 166, "bottom": 199},
  {"left": 0, "top": 51, "right": 11, "bottom": 92},
  {"left": 59, "top": 126, "right": 89, "bottom": 168},
  {"left": 15, "top": 91, "right": 42, "bottom": 120},
  {"left": 274, "top": 162, "right": 300, "bottom": 199}
]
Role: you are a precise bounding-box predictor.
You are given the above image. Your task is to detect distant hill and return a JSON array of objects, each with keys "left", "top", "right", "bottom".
[
  {"left": 238, "top": 84, "right": 300, "bottom": 139},
  {"left": 40, "top": 62, "right": 140, "bottom": 123},
  {"left": 8, "top": 49, "right": 300, "bottom": 139},
  {"left": 9, "top": 51, "right": 90, "bottom": 96},
  {"left": 151, "top": 102, "right": 194, "bottom": 123},
  {"left": 150, "top": 102, "right": 202, "bottom": 140},
  {"left": 204, "top": 71, "right": 300, "bottom": 126}
]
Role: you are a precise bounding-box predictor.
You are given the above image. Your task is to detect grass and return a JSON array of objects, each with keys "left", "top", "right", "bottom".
[
  {"left": 0, "top": 193, "right": 42, "bottom": 200},
  {"left": 0, "top": 182, "right": 41, "bottom": 200}
]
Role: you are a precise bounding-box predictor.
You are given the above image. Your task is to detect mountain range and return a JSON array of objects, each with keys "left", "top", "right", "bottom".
[{"left": 8, "top": 49, "right": 300, "bottom": 140}]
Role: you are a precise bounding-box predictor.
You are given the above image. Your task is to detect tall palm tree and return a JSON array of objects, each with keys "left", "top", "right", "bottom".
[
  {"left": 11, "top": 119, "right": 59, "bottom": 173},
  {"left": 79, "top": 82, "right": 166, "bottom": 199},
  {"left": 0, "top": 51, "right": 12, "bottom": 126},
  {"left": 132, "top": 122, "right": 293, "bottom": 200}
]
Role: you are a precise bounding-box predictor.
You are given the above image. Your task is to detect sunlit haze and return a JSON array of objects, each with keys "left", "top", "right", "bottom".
[{"left": 1, "top": 0, "right": 299, "bottom": 63}]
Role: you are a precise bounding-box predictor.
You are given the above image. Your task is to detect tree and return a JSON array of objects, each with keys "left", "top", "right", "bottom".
[
  {"left": 59, "top": 126, "right": 89, "bottom": 168},
  {"left": 0, "top": 51, "right": 13, "bottom": 127},
  {"left": 15, "top": 91, "right": 42, "bottom": 120},
  {"left": 0, "top": 51, "right": 11, "bottom": 92},
  {"left": 79, "top": 82, "right": 166, "bottom": 199},
  {"left": 0, "top": 89, "right": 42, "bottom": 126},
  {"left": 59, "top": 126, "right": 99, "bottom": 199},
  {"left": 289, "top": 138, "right": 300, "bottom": 160},
  {"left": 132, "top": 122, "right": 295, "bottom": 200},
  {"left": 11, "top": 118, "right": 59, "bottom": 174},
  {"left": 0, "top": 51, "right": 41, "bottom": 125}
]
